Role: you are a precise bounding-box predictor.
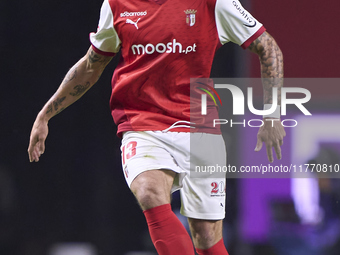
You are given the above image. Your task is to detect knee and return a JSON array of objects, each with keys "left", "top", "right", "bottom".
[
  {"left": 133, "top": 185, "right": 166, "bottom": 210},
  {"left": 131, "top": 177, "right": 171, "bottom": 210},
  {"left": 130, "top": 170, "right": 175, "bottom": 210}
]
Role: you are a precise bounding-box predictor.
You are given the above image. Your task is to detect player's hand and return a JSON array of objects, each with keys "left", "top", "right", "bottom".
[
  {"left": 255, "top": 118, "right": 286, "bottom": 163},
  {"left": 28, "top": 117, "right": 49, "bottom": 162}
]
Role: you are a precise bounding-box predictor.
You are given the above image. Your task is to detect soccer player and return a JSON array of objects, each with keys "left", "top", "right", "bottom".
[{"left": 28, "top": 0, "right": 285, "bottom": 254}]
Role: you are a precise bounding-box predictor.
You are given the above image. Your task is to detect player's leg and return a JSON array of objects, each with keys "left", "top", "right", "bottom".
[
  {"left": 177, "top": 132, "right": 229, "bottom": 254},
  {"left": 121, "top": 131, "right": 195, "bottom": 255},
  {"left": 188, "top": 218, "right": 228, "bottom": 254},
  {"left": 130, "top": 170, "right": 195, "bottom": 255},
  {"left": 130, "top": 169, "right": 175, "bottom": 210},
  {"left": 181, "top": 177, "right": 229, "bottom": 254}
]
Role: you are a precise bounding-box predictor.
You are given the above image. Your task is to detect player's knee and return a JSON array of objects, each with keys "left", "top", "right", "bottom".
[
  {"left": 130, "top": 170, "right": 174, "bottom": 210},
  {"left": 132, "top": 183, "right": 170, "bottom": 210}
]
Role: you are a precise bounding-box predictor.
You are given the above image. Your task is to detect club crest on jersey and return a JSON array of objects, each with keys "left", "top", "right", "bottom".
[{"left": 184, "top": 9, "right": 197, "bottom": 27}]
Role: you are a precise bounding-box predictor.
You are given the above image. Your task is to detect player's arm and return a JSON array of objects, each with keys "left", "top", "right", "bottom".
[
  {"left": 28, "top": 46, "right": 113, "bottom": 162},
  {"left": 247, "top": 31, "right": 286, "bottom": 163}
]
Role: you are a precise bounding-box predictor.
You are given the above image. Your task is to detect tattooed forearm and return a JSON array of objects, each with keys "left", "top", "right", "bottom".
[
  {"left": 248, "top": 32, "right": 284, "bottom": 104},
  {"left": 45, "top": 96, "right": 66, "bottom": 116},
  {"left": 55, "top": 107, "right": 65, "bottom": 115},
  {"left": 52, "top": 96, "right": 66, "bottom": 111},
  {"left": 69, "top": 82, "right": 91, "bottom": 97},
  {"left": 39, "top": 46, "right": 112, "bottom": 122},
  {"left": 46, "top": 103, "right": 53, "bottom": 114}
]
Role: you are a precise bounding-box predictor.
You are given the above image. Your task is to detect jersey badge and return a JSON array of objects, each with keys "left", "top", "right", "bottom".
[{"left": 184, "top": 9, "right": 197, "bottom": 27}]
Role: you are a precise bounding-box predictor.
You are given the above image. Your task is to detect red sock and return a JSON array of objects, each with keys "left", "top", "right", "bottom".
[
  {"left": 195, "top": 238, "right": 229, "bottom": 255},
  {"left": 143, "top": 204, "right": 195, "bottom": 255}
]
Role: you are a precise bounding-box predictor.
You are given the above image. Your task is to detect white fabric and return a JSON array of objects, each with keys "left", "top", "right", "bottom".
[
  {"left": 89, "top": 0, "right": 121, "bottom": 54},
  {"left": 121, "top": 131, "right": 227, "bottom": 220},
  {"left": 215, "top": 0, "right": 264, "bottom": 45}
]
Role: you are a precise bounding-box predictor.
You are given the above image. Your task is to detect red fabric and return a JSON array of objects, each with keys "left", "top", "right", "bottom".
[
  {"left": 90, "top": 44, "right": 116, "bottom": 57},
  {"left": 143, "top": 204, "right": 195, "bottom": 255},
  {"left": 106, "top": 0, "right": 221, "bottom": 137},
  {"left": 196, "top": 238, "right": 229, "bottom": 255},
  {"left": 241, "top": 26, "right": 266, "bottom": 49}
]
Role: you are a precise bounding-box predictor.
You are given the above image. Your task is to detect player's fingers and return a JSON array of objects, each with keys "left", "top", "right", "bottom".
[
  {"left": 27, "top": 146, "right": 32, "bottom": 162},
  {"left": 274, "top": 141, "right": 282, "bottom": 160},
  {"left": 279, "top": 139, "right": 283, "bottom": 146},
  {"left": 28, "top": 151, "right": 33, "bottom": 162},
  {"left": 28, "top": 140, "right": 36, "bottom": 162},
  {"left": 39, "top": 139, "right": 45, "bottom": 155},
  {"left": 255, "top": 137, "right": 263, "bottom": 151},
  {"left": 266, "top": 142, "right": 274, "bottom": 163},
  {"left": 32, "top": 149, "right": 39, "bottom": 162}
]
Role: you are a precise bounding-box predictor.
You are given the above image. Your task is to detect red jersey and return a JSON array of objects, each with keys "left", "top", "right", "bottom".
[{"left": 90, "top": 0, "right": 265, "bottom": 137}]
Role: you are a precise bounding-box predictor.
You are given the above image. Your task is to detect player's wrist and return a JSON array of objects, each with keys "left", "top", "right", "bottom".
[
  {"left": 37, "top": 111, "right": 50, "bottom": 123},
  {"left": 263, "top": 104, "right": 280, "bottom": 119}
]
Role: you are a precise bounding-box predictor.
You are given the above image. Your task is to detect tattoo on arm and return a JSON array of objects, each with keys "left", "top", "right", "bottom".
[
  {"left": 248, "top": 32, "right": 284, "bottom": 104},
  {"left": 44, "top": 47, "right": 113, "bottom": 116},
  {"left": 88, "top": 48, "right": 112, "bottom": 66},
  {"left": 89, "top": 50, "right": 102, "bottom": 64},
  {"left": 89, "top": 49, "right": 103, "bottom": 64},
  {"left": 69, "top": 82, "right": 91, "bottom": 97},
  {"left": 46, "top": 96, "right": 66, "bottom": 116},
  {"left": 52, "top": 96, "right": 66, "bottom": 111},
  {"left": 55, "top": 107, "right": 65, "bottom": 115},
  {"left": 46, "top": 103, "right": 53, "bottom": 114}
]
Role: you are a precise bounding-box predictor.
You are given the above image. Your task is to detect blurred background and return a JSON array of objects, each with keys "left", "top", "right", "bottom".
[{"left": 1, "top": 0, "right": 340, "bottom": 254}]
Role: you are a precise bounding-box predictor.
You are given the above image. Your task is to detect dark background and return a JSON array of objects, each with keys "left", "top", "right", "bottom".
[{"left": 1, "top": 0, "right": 340, "bottom": 254}]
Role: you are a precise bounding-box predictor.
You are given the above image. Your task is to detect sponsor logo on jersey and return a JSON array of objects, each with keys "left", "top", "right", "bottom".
[
  {"left": 120, "top": 11, "right": 147, "bottom": 17},
  {"left": 231, "top": 1, "right": 257, "bottom": 28},
  {"left": 126, "top": 18, "right": 141, "bottom": 30},
  {"left": 131, "top": 39, "right": 197, "bottom": 55},
  {"left": 184, "top": 9, "right": 197, "bottom": 27}
]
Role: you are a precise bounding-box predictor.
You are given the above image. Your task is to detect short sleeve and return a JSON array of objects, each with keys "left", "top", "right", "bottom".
[
  {"left": 215, "top": 0, "right": 266, "bottom": 49},
  {"left": 89, "top": 0, "right": 121, "bottom": 56}
]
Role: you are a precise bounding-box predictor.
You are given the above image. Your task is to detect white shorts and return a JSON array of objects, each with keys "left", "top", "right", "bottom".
[{"left": 120, "top": 131, "right": 227, "bottom": 220}]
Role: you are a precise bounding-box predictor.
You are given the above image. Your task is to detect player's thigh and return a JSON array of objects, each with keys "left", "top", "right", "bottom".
[
  {"left": 180, "top": 176, "right": 226, "bottom": 220},
  {"left": 130, "top": 169, "right": 176, "bottom": 210},
  {"left": 121, "top": 131, "right": 184, "bottom": 189},
  {"left": 179, "top": 133, "right": 227, "bottom": 220},
  {"left": 121, "top": 131, "right": 185, "bottom": 210}
]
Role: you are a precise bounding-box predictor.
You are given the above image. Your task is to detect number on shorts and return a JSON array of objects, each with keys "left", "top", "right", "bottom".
[
  {"left": 211, "top": 181, "right": 226, "bottom": 194},
  {"left": 211, "top": 182, "right": 219, "bottom": 194},
  {"left": 122, "top": 141, "right": 137, "bottom": 165}
]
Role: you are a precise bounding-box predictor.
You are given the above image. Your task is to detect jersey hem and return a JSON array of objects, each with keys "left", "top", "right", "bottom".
[
  {"left": 117, "top": 127, "right": 222, "bottom": 138},
  {"left": 241, "top": 26, "right": 266, "bottom": 49}
]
